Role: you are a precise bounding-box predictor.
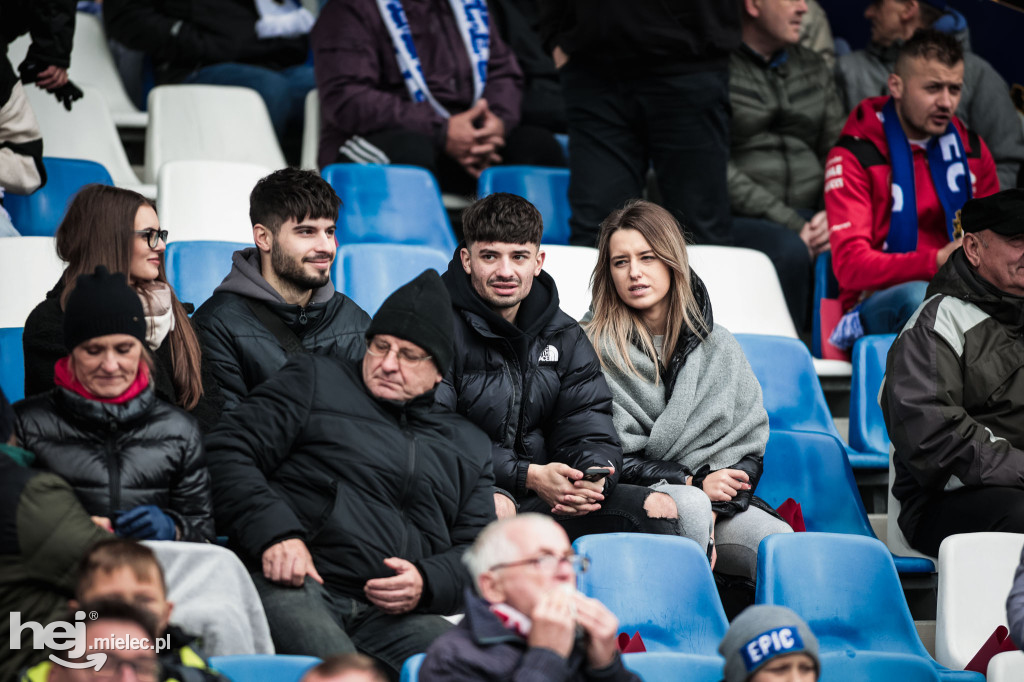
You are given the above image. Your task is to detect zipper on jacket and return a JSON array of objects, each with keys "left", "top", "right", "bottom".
[
  {"left": 298, "top": 306, "right": 308, "bottom": 326},
  {"left": 397, "top": 411, "right": 416, "bottom": 557},
  {"left": 105, "top": 420, "right": 122, "bottom": 517}
]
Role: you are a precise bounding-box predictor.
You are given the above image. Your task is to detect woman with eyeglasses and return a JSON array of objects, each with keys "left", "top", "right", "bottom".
[
  {"left": 583, "top": 200, "right": 791, "bottom": 585},
  {"left": 22, "top": 184, "right": 222, "bottom": 431}
]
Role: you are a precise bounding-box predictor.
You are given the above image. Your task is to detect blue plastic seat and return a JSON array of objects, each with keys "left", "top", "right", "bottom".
[
  {"left": 849, "top": 334, "right": 897, "bottom": 456},
  {"left": 812, "top": 251, "right": 839, "bottom": 358},
  {"left": 164, "top": 240, "right": 248, "bottom": 310},
  {"left": 573, "top": 533, "right": 728, "bottom": 655},
  {"left": 6, "top": 157, "right": 113, "bottom": 237},
  {"left": 333, "top": 243, "right": 450, "bottom": 315},
  {"left": 478, "top": 166, "right": 571, "bottom": 244},
  {"left": 757, "top": 430, "right": 933, "bottom": 573},
  {"left": 208, "top": 654, "right": 321, "bottom": 682},
  {"left": 0, "top": 327, "right": 24, "bottom": 402},
  {"left": 321, "top": 164, "right": 457, "bottom": 252},
  {"left": 820, "top": 651, "right": 941, "bottom": 682},
  {"left": 756, "top": 533, "right": 981, "bottom": 682},
  {"left": 734, "top": 333, "right": 886, "bottom": 470},
  {"left": 622, "top": 653, "right": 723, "bottom": 681},
  {"left": 400, "top": 653, "right": 425, "bottom": 682}
]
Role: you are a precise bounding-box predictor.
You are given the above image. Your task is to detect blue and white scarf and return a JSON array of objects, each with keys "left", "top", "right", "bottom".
[{"left": 375, "top": 0, "right": 490, "bottom": 119}]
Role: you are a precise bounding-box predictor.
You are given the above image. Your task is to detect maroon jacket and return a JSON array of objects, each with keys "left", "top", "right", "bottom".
[{"left": 312, "top": 0, "right": 524, "bottom": 169}]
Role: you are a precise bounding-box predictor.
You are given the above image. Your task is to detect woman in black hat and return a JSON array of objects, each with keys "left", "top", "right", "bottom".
[{"left": 14, "top": 266, "right": 214, "bottom": 542}]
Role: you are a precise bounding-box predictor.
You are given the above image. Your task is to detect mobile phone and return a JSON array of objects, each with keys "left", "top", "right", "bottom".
[{"left": 582, "top": 467, "right": 611, "bottom": 482}]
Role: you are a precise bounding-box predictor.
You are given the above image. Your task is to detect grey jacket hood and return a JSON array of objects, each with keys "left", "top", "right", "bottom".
[{"left": 213, "top": 247, "right": 337, "bottom": 305}]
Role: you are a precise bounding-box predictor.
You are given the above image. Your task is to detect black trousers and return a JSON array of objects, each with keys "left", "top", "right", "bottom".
[
  {"left": 519, "top": 482, "right": 678, "bottom": 542},
  {"left": 911, "top": 486, "right": 1024, "bottom": 557},
  {"left": 338, "top": 125, "right": 566, "bottom": 195},
  {"left": 561, "top": 64, "right": 733, "bottom": 247}
]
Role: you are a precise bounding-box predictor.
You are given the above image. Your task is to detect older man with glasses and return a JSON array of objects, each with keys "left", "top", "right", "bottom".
[
  {"left": 205, "top": 270, "right": 497, "bottom": 681},
  {"left": 420, "top": 514, "right": 640, "bottom": 682}
]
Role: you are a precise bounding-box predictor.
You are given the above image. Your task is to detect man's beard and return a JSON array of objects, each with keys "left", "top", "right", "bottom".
[{"left": 271, "top": 246, "right": 331, "bottom": 292}]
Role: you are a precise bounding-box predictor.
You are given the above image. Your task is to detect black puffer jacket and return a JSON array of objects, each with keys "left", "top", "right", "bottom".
[
  {"left": 192, "top": 248, "right": 370, "bottom": 412},
  {"left": 435, "top": 254, "right": 621, "bottom": 499},
  {"left": 13, "top": 386, "right": 214, "bottom": 542},
  {"left": 0, "top": 0, "right": 76, "bottom": 69},
  {"left": 206, "top": 355, "right": 495, "bottom": 614}
]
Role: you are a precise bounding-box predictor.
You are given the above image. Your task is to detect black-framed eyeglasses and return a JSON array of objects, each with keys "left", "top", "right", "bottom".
[
  {"left": 489, "top": 552, "right": 590, "bottom": 574},
  {"left": 365, "top": 337, "right": 432, "bottom": 366},
  {"left": 135, "top": 229, "right": 168, "bottom": 249},
  {"left": 91, "top": 653, "right": 160, "bottom": 681}
]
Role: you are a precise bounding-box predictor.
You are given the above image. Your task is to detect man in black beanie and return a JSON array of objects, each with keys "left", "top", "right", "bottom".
[{"left": 205, "top": 270, "right": 496, "bottom": 681}]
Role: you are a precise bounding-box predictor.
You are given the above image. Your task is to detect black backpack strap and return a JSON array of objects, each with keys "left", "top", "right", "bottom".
[
  {"left": 834, "top": 135, "right": 887, "bottom": 168},
  {"left": 965, "top": 129, "right": 982, "bottom": 159},
  {"left": 244, "top": 299, "right": 305, "bottom": 355}
]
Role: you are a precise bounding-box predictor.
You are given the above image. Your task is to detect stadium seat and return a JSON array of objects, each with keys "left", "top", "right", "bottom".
[
  {"left": 321, "top": 164, "right": 458, "bottom": 252},
  {"left": 0, "top": 327, "right": 25, "bottom": 402},
  {"left": 757, "top": 430, "right": 934, "bottom": 573},
  {"left": 734, "top": 333, "right": 885, "bottom": 469},
  {"left": 301, "top": 89, "right": 319, "bottom": 171},
  {"left": 158, "top": 160, "right": 271, "bottom": 243},
  {"left": 574, "top": 533, "right": 728, "bottom": 655},
  {"left": 24, "top": 85, "right": 153, "bottom": 198},
  {"left": 208, "top": 655, "right": 320, "bottom": 682},
  {"left": 333, "top": 243, "right": 450, "bottom": 315},
  {"left": 400, "top": 653, "right": 425, "bottom": 682},
  {"left": 165, "top": 241, "right": 248, "bottom": 310},
  {"left": 819, "top": 651, "right": 940, "bottom": 682},
  {"left": 145, "top": 85, "right": 286, "bottom": 184},
  {"left": 987, "top": 651, "right": 1024, "bottom": 682},
  {"left": 849, "top": 334, "right": 897, "bottom": 456},
  {"left": 688, "top": 246, "right": 850, "bottom": 379},
  {"left": 812, "top": 252, "right": 839, "bottom": 358},
  {"left": 756, "top": 533, "right": 983, "bottom": 681},
  {"left": 478, "top": 166, "right": 571, "bottom": 244},
  {"left": 935, "top": 533, "right": 1024, "bottom": 670},
  {"left": 538, "top": 244, "right": 598, "bottom": 321},
  {"left": 6, "top": 157, "right": 113, "bottom": 237},
  {"left": 621, "top": 653, "right": 723, "bottom": 681},
  {"left": 0, "top": 237, "right": 65, "bottom": 329}
]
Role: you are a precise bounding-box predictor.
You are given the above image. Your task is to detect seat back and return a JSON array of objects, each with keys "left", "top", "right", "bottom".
[
  {"left": 68, "top": 13, "right": 147, "bottom": 128},
  {"left": 165, "top": 241, "right": 249, "bottom": 310},
  {"left": 478, "top": 166, "right": 571, "bottom": 244},
  {"left": 158, "top": 160, "right": 271, "bottom": 243},
  {"left": 756, "top": 532, "right": 930, "bottom": 657},
  {"left": 621, "top": 653, "right": 723, "bottom": 682},
  {"left": 6, "top": 157, "right": 113, "bottom": 237},
  {"left": 0, "top": 237, "right": 65, "bottom": 328},
  {"left": 25, "top": 85, "right": 142, "bottom": 188},
  {"left": 0, "top": 328, "right": 25, "bottom": 402},
  {"left": 935, "top": 533, "right": 1024, "bottom": 669},
  {"left": 574, "top": 533, "right": 728, "bottom": 655},
  {"left": 819, "top": 651, "right": 941, "bottom": 682},
  {"left": 849, "top": 334, "right": 897, "bottom": 455},
  {"left": 333, "top": 243, "right": 450, "bottom": 315},
  {"left": 301, "top": 89, "right": 320, "bottom": 170},
  {"left": 538, "top": 244, "right": 598, "bottom": 321},
  {"left": 756, "top": 430, "right": 874, "bottom": 537},
  {"left": 321, "top": 164, "right": 457, "bottom": 252},
  {"left": 146, "top": 85, "right": 285, "bottom": 183},
  {"left": 400, "top": 653, "right": 425, "bottom": 682},
  {"left": 208, "top": 655, "right": 320, "bottom": 682},
  {"left": 987, "top": 651, "right": 1024, "bottom": 682}
]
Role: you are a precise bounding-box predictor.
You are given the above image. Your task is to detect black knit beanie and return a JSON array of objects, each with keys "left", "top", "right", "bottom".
[
  {"left": 365, "top": 269, "right": 454, "bottom": 375},
  {"left": 64, "top": 266, "right": 147, "bottom": 350}
]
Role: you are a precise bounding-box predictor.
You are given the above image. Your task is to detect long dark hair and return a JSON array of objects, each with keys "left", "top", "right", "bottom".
[{"left": 54, "top": 185, "right": 204, "bottom": 409}]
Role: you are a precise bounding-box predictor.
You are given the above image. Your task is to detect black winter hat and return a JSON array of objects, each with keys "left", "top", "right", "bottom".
[
  {"left": 64, "top": 266, "right": 147, "bottom": 350},
  {"left": 366, "top": 269, "right": 454, "bottom": 375},
  {"left": 957, "top": 189, "right": 1024, "bottom": 237}
]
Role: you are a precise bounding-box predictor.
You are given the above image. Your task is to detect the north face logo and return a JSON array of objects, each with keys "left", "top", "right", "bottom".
[{"left": 538, "top": 345, "right": 559, "bottom": 363}]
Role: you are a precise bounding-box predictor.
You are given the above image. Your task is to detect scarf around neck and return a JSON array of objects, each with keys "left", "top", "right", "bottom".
[
  {"left": 376, "top": 0, "right": 490, "bottom": 118},
  {"left": 881, "top": 96, "right": 972, "bottom": 253},
  {"left": 54, "top": 355, "right": 151, "bottom": 404},
  {"left": 137, "top": 281, "right": 175, "bottom": 351}
]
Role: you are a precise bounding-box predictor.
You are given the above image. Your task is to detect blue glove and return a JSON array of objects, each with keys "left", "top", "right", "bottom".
[{"left": 116, "top": 505, "right": 177, "bottom": 541}]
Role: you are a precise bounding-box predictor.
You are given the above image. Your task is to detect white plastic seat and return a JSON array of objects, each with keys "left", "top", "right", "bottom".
[
  {"left": 934, "top": 532, "right": 1024, "bottom": 670},
  {"left": 301, "top": 89, "right": 319, "bottom": 170},
  {"left": 158, "top": 161, "right": 272, "bottom": 243},
  {"left": 145, "top": 85, "right": 286, "bottom": 184},
  {"left": 0, "top": 237, "right": 65, "bottom": 328},
  {"left": 24, "top": 85, "right": 154, "bottom": 198},
  {"left": 539, "top": 244, "right": 598, "bottom": 321},
  {"left": 987, "top": 651, "right": 1024, "bottom": 682}
]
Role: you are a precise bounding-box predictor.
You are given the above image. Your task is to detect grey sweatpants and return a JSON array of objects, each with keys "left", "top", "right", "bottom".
[{"left": 649, "top": 482, "right": 793, "bottom": 581}]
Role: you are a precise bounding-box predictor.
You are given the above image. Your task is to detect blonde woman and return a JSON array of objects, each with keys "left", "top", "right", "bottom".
[{"left": 584, "top": 200, "right": 790, "bottom": 581}]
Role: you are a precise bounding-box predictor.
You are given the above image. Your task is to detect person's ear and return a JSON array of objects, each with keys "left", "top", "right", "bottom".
[
  {"left": 888, "top": 72, "right": 904, "bottom": 100},
  {"left": 477, "top": 571, "right": 505, "bottom": 604},
  {"left": 460, "top": 247, "right": 472, "bottom": 275},
  {"left": 962, "top": 233, "right": 983, "bottom": 268},
  {"left": 68, "top": 599, "right": 80, "bottom": 612},
  {"left": 253, "top": 224, "right": 273, "bottom": 254},
  {"left": 743, "top": 0, "right": 761, "bottom": 19},
  {"left": 535, "top": 249, "right": 546, "bottom": 277},
  {"left": 902, "top": 0, "right": 920, "bottom": 22},
  {"left": 160, "top": 601, "right": 174, "bottom": 634}
]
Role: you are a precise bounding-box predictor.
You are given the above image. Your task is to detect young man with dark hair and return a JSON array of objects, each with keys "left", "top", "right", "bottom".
[
  {"left": 193, "top": 167, "right": 369, "bottom": 411},
  {"left": 436, "top": 193, "right": 680, "bottom": 537},
  {"left": 824, "top": 29, "right": 998, "bottom": 345}
]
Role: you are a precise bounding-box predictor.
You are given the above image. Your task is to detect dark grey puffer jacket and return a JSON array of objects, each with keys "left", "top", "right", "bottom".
[
  {"left": 882, "top": 249, "right": 1024, "bottom": 544},
  {"left": 728, "top": 43, "right": 845, "bottom": 231},
  {"left": 14, "top": 385, "right": 214, "bottom": 542}
]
